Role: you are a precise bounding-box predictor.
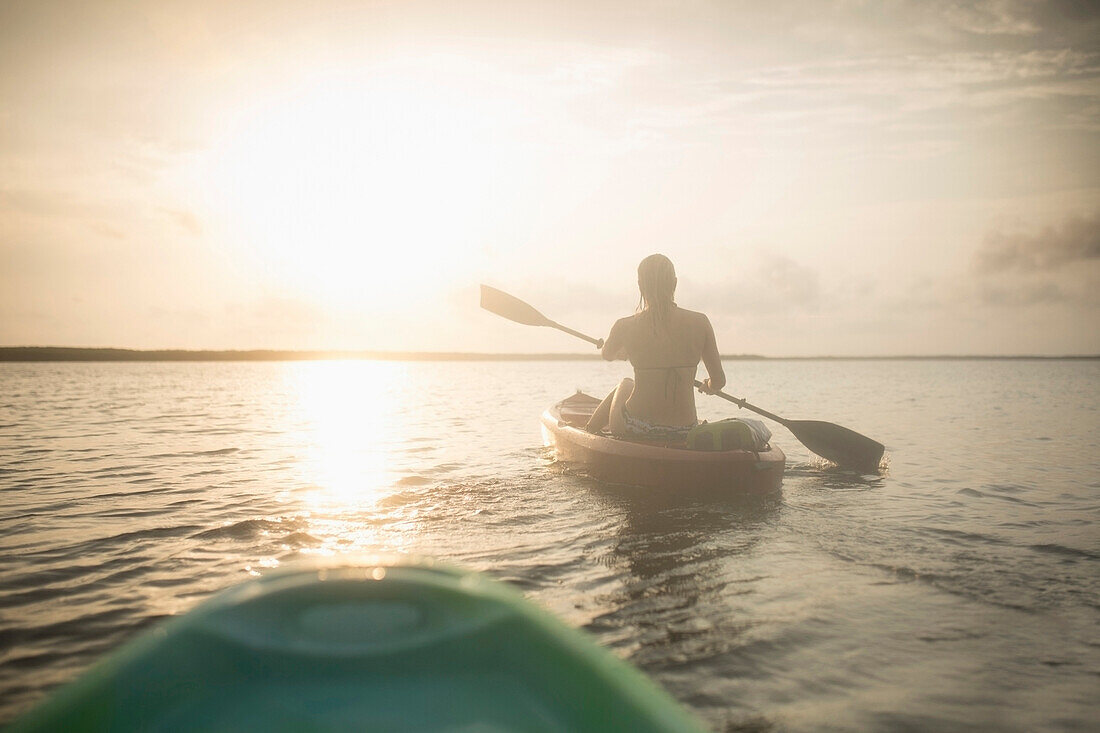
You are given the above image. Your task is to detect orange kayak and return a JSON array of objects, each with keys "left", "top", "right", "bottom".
[{"left": 541, "top": 392, "right": 785, "bottom": 494}]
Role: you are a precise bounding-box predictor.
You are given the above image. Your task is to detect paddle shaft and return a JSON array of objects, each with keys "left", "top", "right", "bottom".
[
  {"left": 550, "top": 322, "right": 602, "bottom": 347},
  {"left": 692, "top": 381, "right": 786, "bottom": 425}
]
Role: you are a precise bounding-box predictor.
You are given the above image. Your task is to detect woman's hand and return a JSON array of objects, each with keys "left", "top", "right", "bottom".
[{"left": 698, "top": 376, "right": 727, "bottom": 394}]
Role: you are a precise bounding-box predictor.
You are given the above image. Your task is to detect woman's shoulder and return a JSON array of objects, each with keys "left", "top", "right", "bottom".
[
  {"left": 608, "top": 314, "right": 642, "bottom": 344},
  {"left": 613, "top": 313, "right": 641, "bottom": 330},
  {"left": 674, "top": 306, "right": 711, "bottom": 326}
]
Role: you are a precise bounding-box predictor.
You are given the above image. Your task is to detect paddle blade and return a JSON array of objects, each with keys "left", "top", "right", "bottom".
[
  {"left": 480, "top": 285, "right": 553, "bottom": 327},
  {"left": 786, "top": 420, "right": 885, "bottom": 471}
]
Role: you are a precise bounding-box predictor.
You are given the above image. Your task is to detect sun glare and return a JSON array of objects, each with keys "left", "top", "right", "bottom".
[
  {"left": 288, "top": 360, "right": 407, "bottom": 514},
  {"left": 199, "top": 63, "right": 522, "bottom": 310}
]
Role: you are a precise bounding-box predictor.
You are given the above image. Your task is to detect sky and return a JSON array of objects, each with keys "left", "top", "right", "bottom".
[{"left": 1, "top": 0, "right": 1098, "bottom": 356}]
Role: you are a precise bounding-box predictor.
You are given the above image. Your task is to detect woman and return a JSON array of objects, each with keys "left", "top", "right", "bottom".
[{"left": 585, "top": 254, "right": 726, "bottom": 437}]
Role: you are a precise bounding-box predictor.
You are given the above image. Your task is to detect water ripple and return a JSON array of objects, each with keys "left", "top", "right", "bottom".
[{"left": 1, "top": 359, "right": 1097, "bottom": 732}]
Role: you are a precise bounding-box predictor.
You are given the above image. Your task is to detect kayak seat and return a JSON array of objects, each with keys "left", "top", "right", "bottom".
[{"left": 559, "top": 391, "right": 604, "bottom": 428}]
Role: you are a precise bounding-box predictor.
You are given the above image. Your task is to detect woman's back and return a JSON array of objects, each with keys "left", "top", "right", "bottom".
[
  {"left": 586, "top": 253, "right": 726, "bottom": 437},
  {"left": 606, "top": 306, "right": 718, "bottom": 428}
]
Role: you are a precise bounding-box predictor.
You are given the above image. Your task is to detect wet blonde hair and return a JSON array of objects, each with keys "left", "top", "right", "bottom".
[{"left": 637, "top": 253, "right": 677, "bottom": 332}]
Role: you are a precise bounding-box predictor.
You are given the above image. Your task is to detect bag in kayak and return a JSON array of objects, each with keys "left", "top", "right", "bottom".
[{"left": 686, "top": 418, "right": 771, "bottom": 451}]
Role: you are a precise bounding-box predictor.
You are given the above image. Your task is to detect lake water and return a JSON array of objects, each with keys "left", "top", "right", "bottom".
[{"left": 1, "top": 359, "right": 1097, "bottom": 730}]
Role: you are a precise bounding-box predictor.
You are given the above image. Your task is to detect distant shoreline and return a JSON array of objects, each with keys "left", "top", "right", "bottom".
[{"left": 1, "top": 347, "right": 1097, "bottom": 362}]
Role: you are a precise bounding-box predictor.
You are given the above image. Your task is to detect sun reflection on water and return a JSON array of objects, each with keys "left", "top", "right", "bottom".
[{"left": 284, "top": 360, "right": 416, "bottom": 554}]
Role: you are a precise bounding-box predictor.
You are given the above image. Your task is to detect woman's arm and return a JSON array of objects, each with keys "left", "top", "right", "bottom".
[
  {"left": 601, "top": 317, "right": 630, "bottom": 361},
  {"left": 699, "top": 315, "right": 726, "bottom": 392}
]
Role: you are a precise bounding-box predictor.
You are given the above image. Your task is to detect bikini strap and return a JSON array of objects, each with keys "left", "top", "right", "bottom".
[{"left": 632, "top": 364, "right": 697, "bottom": 402}]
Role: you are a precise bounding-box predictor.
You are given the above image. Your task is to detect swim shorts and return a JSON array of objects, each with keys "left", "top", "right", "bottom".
[{"left": 621, "top": 408, "right": 696, "bottom": 439}]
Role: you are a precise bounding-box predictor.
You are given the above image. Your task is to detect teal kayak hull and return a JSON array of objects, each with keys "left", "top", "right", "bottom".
[{"left": 11, "top": 558, "right": 704, "bottom": 732}]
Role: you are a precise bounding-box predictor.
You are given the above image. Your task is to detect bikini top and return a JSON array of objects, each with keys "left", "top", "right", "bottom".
[{"left": 632, "top": 363, "right": 698, "bottom": 402}]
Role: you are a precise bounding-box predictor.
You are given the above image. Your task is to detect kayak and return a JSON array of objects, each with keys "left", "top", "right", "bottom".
[
  {"left": 541, "top": 392, "right": 785, "bottom": 494},
  {"left": 10, "top": 558, "right": 705, "bottom": 732}
]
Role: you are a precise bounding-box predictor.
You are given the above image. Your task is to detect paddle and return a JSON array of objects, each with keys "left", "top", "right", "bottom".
[
  {"left": 480, "top": 284, "right": 604, "bottom": 348},
  {"left": 480, "top": 284, "right": 885, "bottom": 471},
  {"left": 689, "top": 383, "right": 884, "bottom": 471}
]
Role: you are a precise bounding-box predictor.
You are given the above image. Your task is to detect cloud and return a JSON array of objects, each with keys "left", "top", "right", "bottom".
[
  {"left": 90, "top": 222, "right": 126, "bottom": 240},
  {"left": 686, "top": 253, "right": 822, "bottom": 316},
  {"left": 941, "top": 0, "right": 1040, "bottom": 36},
  {"left": 973, "top": 212, "right": 1100, "bottom": 273},
  {"left": 0, "top": 189, "right": 88, "bottom": 217},
  {"left": 699, "top": 49, "right": 1100, "bottom": 130},
  {"left": 759, "top": 254, "right": 820, "bottom": 307},
  {"left": 166, "top": 209, "right": 202, "bottom": 236},
  {"left": 978, "top": 280, "right": 1067, "bottom": 307},
  {"left": 228, "top": 296, "right": 326, "bottom": 327}
]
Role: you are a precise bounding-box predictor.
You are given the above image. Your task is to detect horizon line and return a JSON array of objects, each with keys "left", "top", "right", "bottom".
[{"left": 1, "top": 347, "right": 1098, "bottom": 362}]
